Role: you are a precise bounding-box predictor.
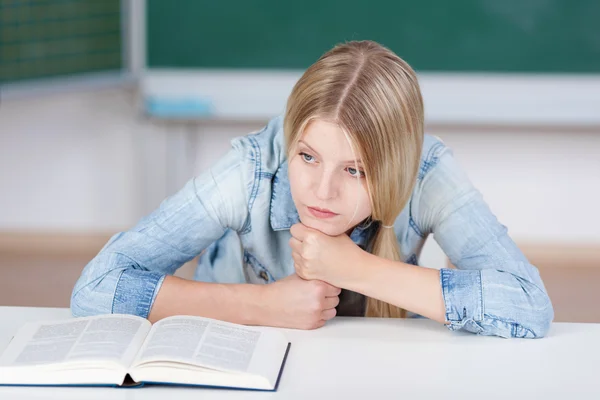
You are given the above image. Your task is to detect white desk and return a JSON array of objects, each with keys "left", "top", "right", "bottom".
[{"left": 1, "top": 306, "right": 598, "bottom": 399}]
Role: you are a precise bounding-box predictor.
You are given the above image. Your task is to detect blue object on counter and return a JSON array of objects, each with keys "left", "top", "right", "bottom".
[{"left": 144, "top": 97, "right": 214, "bottom": 118}]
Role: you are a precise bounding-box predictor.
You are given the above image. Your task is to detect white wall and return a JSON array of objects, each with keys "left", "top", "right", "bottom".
[
  {"left": 436, "top": 129, "right": 600, "bottom": 244},
  {"left": 0, "top": 88, "right": 142, "bottom": 232},
  {"left": 1, "top": 88, "right": 599, "bottom": 251}
]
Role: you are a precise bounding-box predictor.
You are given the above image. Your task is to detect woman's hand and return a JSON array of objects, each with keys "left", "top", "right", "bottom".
[
  {"left": 261, "top": 273, "right": 340, "bottom": 330},
  {"left": 289, "top": 223, "right": 366, "bottom": 288}
]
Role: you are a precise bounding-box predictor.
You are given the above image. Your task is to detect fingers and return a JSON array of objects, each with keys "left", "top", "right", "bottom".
[
  {"left": 323, "top": 295, "right": 340, "bottom": 309},
  {"left": 288, "top": 236, "right": 302, "bottom": 254},
  {"left": 323, "top": 283, "right": 342, "bottom": 297},
  {"left": 321, "top": 307, "right": 337, "bottom": 321},
  {"left": 290, "top": 223, "right": 309, "bottom": 241},
  {"left": 291, "top": 254, "right": 304, "bottom": 277}
]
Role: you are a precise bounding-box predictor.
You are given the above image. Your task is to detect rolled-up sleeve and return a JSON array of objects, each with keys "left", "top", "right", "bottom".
[
  {"left": 414, "top": 142, "right": 554, "bottom": 338},
  {"left": 71, "top": 148, "right": 249, "bottom": 318}
]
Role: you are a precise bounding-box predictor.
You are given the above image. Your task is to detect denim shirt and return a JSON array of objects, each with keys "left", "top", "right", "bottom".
[{"left": 71, "top": 115, "right": 554, "bottom": 338}]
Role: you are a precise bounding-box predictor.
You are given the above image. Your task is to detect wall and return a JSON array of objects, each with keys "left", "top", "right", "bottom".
[{"left": 1, "top": 87, "right": 599, "bottom": 268}]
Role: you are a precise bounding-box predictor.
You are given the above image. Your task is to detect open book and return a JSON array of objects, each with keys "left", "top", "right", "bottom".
[{"left": 0, "top": 314, "right": 291, "bottom": 391}]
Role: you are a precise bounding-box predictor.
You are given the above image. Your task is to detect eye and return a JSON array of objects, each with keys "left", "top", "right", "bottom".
[
  {"left": 300, "top": 152, "right": 316, "bottom": 163},
  {"left": 347, "top": 167, "right": 365, "bottom": 178}
]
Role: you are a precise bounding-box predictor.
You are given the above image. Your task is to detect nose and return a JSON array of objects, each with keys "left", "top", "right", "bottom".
[{"left": 314, "top": 169, "right": 338, "bottom": 201}]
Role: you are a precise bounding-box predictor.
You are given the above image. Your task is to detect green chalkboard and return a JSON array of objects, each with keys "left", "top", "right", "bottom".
[
  {"left": 146, "top": 0, "right": 600, "bottom": 73},
  {"left": 0, "top": 0, "right": 122, "bottom": 83}
]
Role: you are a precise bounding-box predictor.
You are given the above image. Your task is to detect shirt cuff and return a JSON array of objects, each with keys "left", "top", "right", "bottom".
[
  {"left": 440, "top": 268, "right": 484, "bottom": 331},
  {"left": 112, "top": 269, "right": 166, "bottom": 318}
]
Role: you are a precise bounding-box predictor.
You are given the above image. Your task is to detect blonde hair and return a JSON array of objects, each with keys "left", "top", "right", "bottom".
[{"left": 284, "top": 40, "right": 424, "bottom": 318}]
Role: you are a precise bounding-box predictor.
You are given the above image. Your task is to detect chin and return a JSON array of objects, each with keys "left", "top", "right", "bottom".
[{"left": 299, "top": 215, "right": 347, "bottom": 236}]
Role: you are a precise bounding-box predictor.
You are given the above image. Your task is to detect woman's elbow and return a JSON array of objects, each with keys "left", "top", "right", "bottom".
[
  {"left": 70, "top": 286, "right": 102, "bottom": 317},
  {"left": 474, "top": 299, "right": 553, "bottom": 339},
  {"left": 480, "top": 268, "right": 555, "bottom": 338},
  {"left": 494, "top": 288, "right": 554, "bottom": 339},
  {"left": 70, "top": 277, "right": 116, "bottom": 318},
  {"left": 525, "top": 292, "right": 554, "bottom": 338},
  {"left": 70, "top": 287, "right": 91, "bottom": 317},
  {"left": 513, "top": 272, "right": 555, "bottom": 338}
]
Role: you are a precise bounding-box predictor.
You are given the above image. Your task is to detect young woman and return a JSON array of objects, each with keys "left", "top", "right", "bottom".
[{"left": 71, "top": 41, "right": 553, "bottom": 338}]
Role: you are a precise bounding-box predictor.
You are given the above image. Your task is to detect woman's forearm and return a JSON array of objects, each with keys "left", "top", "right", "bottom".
[
  {"left": 342, "top": 252, "right": 447, "bottom": 323},
  {"left": 148, "top": 275, "right": 267, "bottom": 324}
]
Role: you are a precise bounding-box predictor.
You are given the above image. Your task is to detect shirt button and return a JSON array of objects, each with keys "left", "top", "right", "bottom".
[{"left": 259, "top": 271, "right": 269, "bottom": 281}]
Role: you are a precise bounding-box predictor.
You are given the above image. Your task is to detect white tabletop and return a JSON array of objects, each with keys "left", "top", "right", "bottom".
[{"left": 0, "top": 306, "right": 598, "bottom": 399}]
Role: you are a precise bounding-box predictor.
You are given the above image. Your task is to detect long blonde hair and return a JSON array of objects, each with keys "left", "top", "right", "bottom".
[{"left": 284, "top": 40, "right": 424, "bottom": 318}]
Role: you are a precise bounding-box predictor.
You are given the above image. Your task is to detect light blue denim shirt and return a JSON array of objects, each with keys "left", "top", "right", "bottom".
[{"left": 71, "top": 115, "right": 554, "bottom": 338}]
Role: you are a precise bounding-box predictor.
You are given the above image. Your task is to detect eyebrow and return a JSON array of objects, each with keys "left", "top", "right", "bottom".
[{"left": 298, "top": 140, "right": 363, "bottom": 166}]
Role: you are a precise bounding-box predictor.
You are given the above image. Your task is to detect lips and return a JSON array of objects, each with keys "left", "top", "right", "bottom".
[
  {"left": 312, "top": 206, "right": 336, "bottom": 214},
  {"left": 307, "top": 206, "right": 338, "bottom": 219}
]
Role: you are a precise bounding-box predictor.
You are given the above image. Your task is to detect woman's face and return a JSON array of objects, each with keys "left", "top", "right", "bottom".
[{"left": 288, "top": 119, "right": 372, "bottom": 236}]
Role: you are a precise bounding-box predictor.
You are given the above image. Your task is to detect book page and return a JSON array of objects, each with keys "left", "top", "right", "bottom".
[
  {"left": 134, "top": 316, "right": 262, "bottom": 373},
  {"left": 196, "top": 323, "right": 261, "bottom": 372},
  {"left": 0, "top": 314, "right": 151, "bottom": 368}
]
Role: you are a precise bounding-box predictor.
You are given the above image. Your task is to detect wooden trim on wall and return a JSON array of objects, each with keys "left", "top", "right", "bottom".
[
  {"left": 519, "top": 242, "right": 600, "bottom": 269},
  {"left": 1, "top": 232, "right": 598, "bottom": 269},
  {"left": 0, "top": 232, "right": 198, "bottom": 280},
  {"left": 0, "top": 232, "right": 113, "bottom": 257},
  {"left": 447, "top": 242, "right": 600, "bottom": 269}
]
